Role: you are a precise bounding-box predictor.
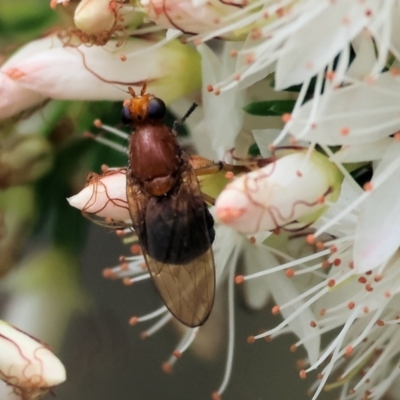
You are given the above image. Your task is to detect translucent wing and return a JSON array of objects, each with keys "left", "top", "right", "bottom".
[{"left": 126, "top": 164, "right": 215, "bottom": 327}]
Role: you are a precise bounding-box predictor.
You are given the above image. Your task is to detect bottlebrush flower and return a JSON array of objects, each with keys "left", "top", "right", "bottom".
[{"left": 0, "top": 320, "right": 66, "bottom": 399}]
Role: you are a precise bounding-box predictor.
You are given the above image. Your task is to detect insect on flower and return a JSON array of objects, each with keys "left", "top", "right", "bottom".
[{"left": 122, "top": 84, "right": 219, "bottom": 327}]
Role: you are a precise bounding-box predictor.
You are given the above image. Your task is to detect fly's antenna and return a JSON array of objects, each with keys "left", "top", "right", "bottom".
[
  {"left": 173, "top": 103, "right": 198, "bottom": 132},
  {"left": 128, "top": 87, "right": 136, "bottom": 97}
]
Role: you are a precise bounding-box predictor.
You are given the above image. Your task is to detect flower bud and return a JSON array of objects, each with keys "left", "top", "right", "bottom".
[
  {"left": 0, "top": 135, "right": 53, "bottom": 189},
  {"left": 0, "top": 320, "right": 66, "bottom": 398},
  {"left": 74, "top": 0, "right": 143, "bottom": 36},
  {"left": 215, "top": 150, "right": 343, "bottom": 234},
  {"left": 140, "top": 0, "right": 255, "bottom": 39},
  {"left": 67, "top": 169, "right": 130, "bottom": 222},
  {"left": 74, "top": 0, "right": 118, "bottom": 35},
  {"left": 3, "top": 34, "right": 201, "bottom": 111}
]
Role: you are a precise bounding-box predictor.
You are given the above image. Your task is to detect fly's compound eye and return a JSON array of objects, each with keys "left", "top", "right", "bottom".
[
  {"left": 147, "top": 97, "right": 166, "bottom": 120},
  {"left": 121, "top": 106, "right": 133, "bottom": 125}
]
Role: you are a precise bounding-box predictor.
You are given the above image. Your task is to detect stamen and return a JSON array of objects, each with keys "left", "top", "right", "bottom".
[
  {"left": 213, "top": 245, "right": 237, "bottom": 398},
  {"left": 95, "top": 121, "right": 130, "bottom": 139},
  {"left": 242, "top": 248, "right": 330, "bottom": 281},
  {"left": 130, "top": 306, "right": 168, "bottom": 324},
  {"left": 166, "top": 328, "right": 199, "bottom": 367},
  {"left": 140, "top": 313, "right": 173, "bottom": 339}
]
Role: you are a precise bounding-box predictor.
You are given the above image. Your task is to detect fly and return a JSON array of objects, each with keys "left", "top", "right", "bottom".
[{"left": 122, "top": 85, "right": 216, "bottom": 327}]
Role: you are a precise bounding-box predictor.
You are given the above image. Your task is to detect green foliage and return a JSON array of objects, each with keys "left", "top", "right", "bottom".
[{"left": 243, "top": 100, "right": 296, "bottom": 116}]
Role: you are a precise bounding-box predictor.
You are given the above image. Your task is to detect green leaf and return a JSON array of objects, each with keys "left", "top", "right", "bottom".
[
  {"left": 243, "top": 100, "right": 296, "bottom": 116},
  {"left": 248, "top": 143, "right": 261, "bottom": 157}
]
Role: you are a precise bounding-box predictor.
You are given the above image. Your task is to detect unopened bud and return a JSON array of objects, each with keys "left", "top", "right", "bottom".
[
  {"left": 215, "top": 150, "right": 342, "bottom": 234},
  {"left": 0, "top": 320, "right": 66, "bottom": 399},
  {"left": 67, "top": 168, "right": 130, "bottom": 222}
]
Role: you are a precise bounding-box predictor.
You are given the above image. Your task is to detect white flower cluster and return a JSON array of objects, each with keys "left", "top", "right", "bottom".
[{"left": 3, "top": 1, "right": 400, "bottom": 400}]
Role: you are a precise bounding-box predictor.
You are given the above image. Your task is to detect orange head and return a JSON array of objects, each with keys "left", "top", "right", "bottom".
[{"left": 122, "top": 85, "right": 166, "bottom": 125}]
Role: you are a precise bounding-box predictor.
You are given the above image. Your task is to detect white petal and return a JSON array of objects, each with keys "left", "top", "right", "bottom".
[
  {"left": 0, "top": 73, "right": 45, "bottom": 120},
  {"left": 330, "top": 138, "right": 393, "bottom": 163},
  {"left": 5, "top": 38, "right": 200, "bottom": 104},
  {"left": 267, "top": 269, "right": 320, "bottom": 365},
  {"left": 347, "top": 31, "right": 377, "bottom": 80},
  {"left": 291, "top": 72, "right": 400, "bottom": 145},
  {"left": 354, "top": 141, "right": 400, "bottom": 272},
  {"left": 242, "top": 243, "right": 273, "bottom": 310},
  {"left": 275, "top": 1, "right": 377, "bottom": 89},
  {"left": 199, "top": 43, "right": 246, "bottom": 159}
]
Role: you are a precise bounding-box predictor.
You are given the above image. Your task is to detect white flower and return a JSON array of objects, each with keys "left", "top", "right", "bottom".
[
  {"left": 74, "top": 0, "right": 137, "bottom": 36},
  {"left": 139, "top": 0, "right": 257, "bottom": 40},
  {"left": 1, "top": 33, "right": 201, "bottom": 119},
  {"left": 0, "top": 320, "right": 66, "bottom": 399},
  {"left": 67, "top": 168, "right": 130, "bottom": 222},
  {"left": 215, "top": 149, "right": 342, "bottom": 234},
  {"left": 140, "top": 1, "right": 399, "bottom": 94}
]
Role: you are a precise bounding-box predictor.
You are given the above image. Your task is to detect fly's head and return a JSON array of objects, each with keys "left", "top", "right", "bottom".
[{"left": 122, "top": 85, "right": 166, "bottom": 125}]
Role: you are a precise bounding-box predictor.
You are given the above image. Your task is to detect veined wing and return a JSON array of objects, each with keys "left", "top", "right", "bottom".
[{"left": 126, "top": 165, "right": 216, "bottom": 327}]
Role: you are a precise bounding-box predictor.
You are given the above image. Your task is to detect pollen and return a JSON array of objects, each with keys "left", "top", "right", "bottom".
[
  {"left": 327, "top": 279, "right": 335, "bottom": 287},
  {"left": 247, "top": 336, "right": 255, "bottom": 344},
  {"left": 173, "top": 350, "right": 182, "bottom": 359},
  {"left": 363, "top": 182, "right": 373, "bottom": 191},
  {"left": 340, "top": 127, "right": 350, "bottom": 136},
  {"left": 285, "top": 268, "right": 295, "bottom": 277},
  {"left": 290, "top": 344, "right": 298, "bottom": 352},
  {"left": 94, "top": 119, "right": 103, "bottom": 128},
  {"left": 225, "top": 171, "right": 234, "bottom": 179},
  {"left": 325, "top": 71, "right": 335, "bottom": 81},
  {"left": 206, "top": 84, "right": 214, "bottom": 92},
  {"left": 306, "top": 234, "right": 315, "bottom": 244},
  {"left": 310, "top": 320, "right": 317, "bottom": 328},
  {"left": 272, "top": 305, "right": 280, "bottom": 315},
  {"left": 102, "top": 268, "right": 116, "bottom": 279},
  {"left": 347, "top": 301, "right": 355, "bottom": 310},
  {"left": 358, "top": 276, "right": 367, "bottom": 284},
  {"left": 245, "top": 53, "right": 255, "bottom": 64},
  {"left": 345, "top": 345, "right": 353, "bottom": 356},
  {"left": 129, "top": 316, "right": 139, "bottom": 326},
  {"left": 235, "top": 275, "right": 244, "bottom": 284},
  {"left": 281, "top": 113, "right": 291, "bottom": 123},
  {"left": 299, "top": 370, "right": 307, "bottom": 379},
  {"left": 162, "top": 362, "right": 173, "bottom": 374},
  {"left": 120, "top": 54, "right": 127, "bottom": 62},
  {"left": 333, "top": 258, "right": 341, "bottom": 266},
  {"left": 212, "top": 392, "right": 221, "bottom": 400},
  {"left": 130, "top": 244, "right": 142, "bottom": 255},
  {"left": 123, "top": 277, "right": 133, "bottom": 286}
]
